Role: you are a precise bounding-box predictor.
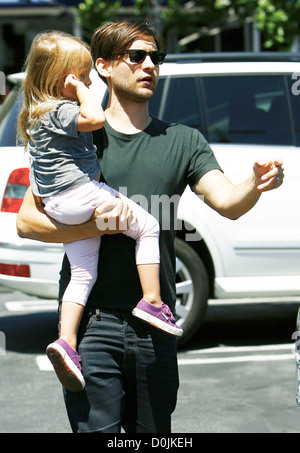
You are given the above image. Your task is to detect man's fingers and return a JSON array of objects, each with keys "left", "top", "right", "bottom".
[
  {"left": 114, "top": 199, "right": 136, "bottom": 231},
  {"left": 94, "top": 198, "right": 135, "bottom": 233},
  {"left": 253, "top": 159, "right": 284, "bottom": 192},
  {"left": 257, "top": 165, "right": 284, "bottom": 191},
  {"left": 93, "top": 199, "right": 118, "bottom": 218},
  {"left": 261, "top": 164, "right": 283, "bottom": 181}
]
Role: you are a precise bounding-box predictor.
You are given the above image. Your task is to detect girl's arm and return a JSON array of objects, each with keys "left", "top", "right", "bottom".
[{"left": 63, "top": 74, "right": 105, "bottom": 132}]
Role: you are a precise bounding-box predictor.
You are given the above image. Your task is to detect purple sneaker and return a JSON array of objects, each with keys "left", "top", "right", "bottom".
[
  {"left": 132, "top": 299, "right": 183, "bottom": 337},
  {"left": 46, "top": 339, "right": 85, "bottom": 392}
]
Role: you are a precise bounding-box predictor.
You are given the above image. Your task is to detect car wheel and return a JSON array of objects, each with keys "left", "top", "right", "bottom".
[{"left": 175, "top": 238, "right": 209, "bottom": 346}]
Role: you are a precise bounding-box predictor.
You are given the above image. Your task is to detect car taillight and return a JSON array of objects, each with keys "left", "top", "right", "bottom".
[
  {"left": 1, "top": 168, "right": 30, "bottom": 213},
  {"left": 0, "top": 263, "right": 30, "bottom": 277}
]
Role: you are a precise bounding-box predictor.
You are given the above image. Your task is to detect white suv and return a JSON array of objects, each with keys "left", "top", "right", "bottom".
[{"left": 1, "top": 53, "right": 300, "bottom": 345}]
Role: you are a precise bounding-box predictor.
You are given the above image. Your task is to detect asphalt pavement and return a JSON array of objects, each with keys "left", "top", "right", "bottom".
[{"left": 0, "top": 287, "right": 300, "bottom": 434}]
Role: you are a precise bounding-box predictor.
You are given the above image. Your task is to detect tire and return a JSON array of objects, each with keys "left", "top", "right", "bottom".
[{"left": 175, "top": 237, "right": 209, "bottom": 347}]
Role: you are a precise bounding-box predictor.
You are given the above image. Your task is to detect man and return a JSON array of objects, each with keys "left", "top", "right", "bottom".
[{"left": 17, "top": 20, "right": 284, "bottom": 433}]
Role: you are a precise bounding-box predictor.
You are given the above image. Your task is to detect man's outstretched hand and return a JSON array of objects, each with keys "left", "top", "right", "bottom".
[{"left": 254, "top": 159, "right": 284, "bottom": 192}]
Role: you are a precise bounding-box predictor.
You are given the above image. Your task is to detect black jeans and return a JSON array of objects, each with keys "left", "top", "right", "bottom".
[{"left": 62, "top": 308, "right": 179, "bottom": 433}]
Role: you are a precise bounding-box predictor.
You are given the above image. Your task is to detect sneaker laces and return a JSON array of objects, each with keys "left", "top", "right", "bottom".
[
  {"left": 68, "top": 350, "right": 82, "bottom": 371},
  {"left": 161, "top": 303, "right": 175, "bottom": 322}
]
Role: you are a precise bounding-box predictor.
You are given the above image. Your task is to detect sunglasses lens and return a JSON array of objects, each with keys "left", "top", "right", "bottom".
[
  {"left": 151, "top": 52, "right": 166, "bottom": 65},
  {"left": 129, "top": 51, "right": 146, "bottom": 63},
  {"left": 123, "top": 50, "right": 166, "bottom": 65}
]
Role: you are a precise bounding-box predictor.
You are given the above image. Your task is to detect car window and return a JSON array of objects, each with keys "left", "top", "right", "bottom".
[
  {"left": 202, "top": 75, "right": 293, "bottom": 145},
  {"left": 150, "top": 76, "right": 204, "bottom": 131},
  {"left": 151, "top": 73, "right": 298, "bottom": 146},
  {"left": 3, "top": 73, "right": 300, "bottom": 148},
  {"left": 0, "top": 85, "right": 22, "bottom": 147},
  {"left": 149, "top": 78, "right": 165, "bottom": 118}
]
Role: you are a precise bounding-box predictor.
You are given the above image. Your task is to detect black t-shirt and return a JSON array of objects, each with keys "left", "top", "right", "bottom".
[{"left": 59, "top": 117, "right": 222, "bottom": 312}]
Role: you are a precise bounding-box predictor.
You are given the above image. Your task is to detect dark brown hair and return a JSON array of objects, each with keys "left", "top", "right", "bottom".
[{"left": 91, "top": 19, "right": 165, "bottom": 63}]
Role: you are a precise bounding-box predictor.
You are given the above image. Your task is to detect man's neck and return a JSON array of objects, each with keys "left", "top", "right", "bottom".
[{"left": 105, "top": 97, "right": 152, "bottom": 134}]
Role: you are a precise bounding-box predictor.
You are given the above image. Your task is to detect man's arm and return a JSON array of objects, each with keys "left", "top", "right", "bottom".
[
  {"left": 193, "top": 159, "right": 284, "bottom": 220},
  {"left": 17, "top": 187, "right": 134, "bottom": 243}
]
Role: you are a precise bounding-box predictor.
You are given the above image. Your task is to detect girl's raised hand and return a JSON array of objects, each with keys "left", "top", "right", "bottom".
[{"left": 62, "top": 74, "right": 81, "bottom": 101}]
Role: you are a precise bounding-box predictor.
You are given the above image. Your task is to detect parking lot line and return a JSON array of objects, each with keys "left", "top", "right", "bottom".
[
  {"left": 177, "top": 343, "right": 296, "bottom": 365},
  {"left": 178, "top": 353, "right": 294, "bottom": 366},
  {"left": 36, "top": 355, "right": 53, "bottom": 371},
  {"left": 187, "top": 343, "right": 295, "bottom": 354},
  {"left": 37, "top": 344, "right": 296, "bottom": 370}
]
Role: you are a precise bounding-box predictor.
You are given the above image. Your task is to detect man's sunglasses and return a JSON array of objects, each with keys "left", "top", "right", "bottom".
[{"left": 118, "top": 50, "right": 166, "bottom": 65}]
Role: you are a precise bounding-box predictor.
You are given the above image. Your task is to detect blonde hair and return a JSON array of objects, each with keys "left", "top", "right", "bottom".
[{"left": 18, "top": 31, "right": 91, "bottom": 148}]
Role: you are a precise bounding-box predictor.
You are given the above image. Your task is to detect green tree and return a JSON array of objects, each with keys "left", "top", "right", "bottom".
[
  {"left": 226, "top": 0, "right": 300, "bottom": 50},
  {"left": 134, "top": 0, "right": 229, "bottom": 50},
  {"left": 77, "top": 0, "right": 300, "bottom": 51},
  {"left": 134, "top": 0, "right": 300, "bottom": 50},
  {"left": 77, "top": 0, "right": 121, "bottom": 33}
]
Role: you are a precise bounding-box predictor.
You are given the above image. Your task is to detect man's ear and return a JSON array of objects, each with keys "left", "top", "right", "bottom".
[{"left": 95, "top": 58, "right": 111, "bottom": 80}]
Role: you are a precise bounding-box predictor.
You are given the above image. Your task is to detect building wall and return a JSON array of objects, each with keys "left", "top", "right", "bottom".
[{"left": 0, "top": 6, "right": 78, "bottom": 75}]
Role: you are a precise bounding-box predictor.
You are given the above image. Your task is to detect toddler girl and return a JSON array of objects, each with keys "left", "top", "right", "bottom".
[{"left": 18, "top": 31, "right": 182, "bottom": 392}]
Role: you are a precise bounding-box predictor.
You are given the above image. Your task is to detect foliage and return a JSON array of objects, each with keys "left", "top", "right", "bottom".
[
  {"left": 77, "top": 0, "right": 300, "bottom": 50},
  {"left": 230, "top": 0, "right": 300, "bottom": 50},
  {"left": 133, "top": 0, "right": 300, "bottom": 50},
  {"left": 77, "top": 0, "right": 121, "bottom": 33}
]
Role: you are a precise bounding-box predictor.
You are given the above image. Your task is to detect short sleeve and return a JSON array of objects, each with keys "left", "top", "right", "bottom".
[
  {"left": 187, "top": 128, "right": 223, "bottom": 188},
  {"left": 45, "top": 101, "right": 80, "bottom": 138}
]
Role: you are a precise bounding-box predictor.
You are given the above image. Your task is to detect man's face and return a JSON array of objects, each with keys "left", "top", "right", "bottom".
[{"left": 109, "top": 38, "right": 160, "bottom": 103}]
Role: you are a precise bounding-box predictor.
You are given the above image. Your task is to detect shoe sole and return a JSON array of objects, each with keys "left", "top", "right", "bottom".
[
  {"left": 46, "top": 343, "right": 85, "bottom": 392},
  {"left": 132, "top": 308, "right": 183, "bottom": 337}
]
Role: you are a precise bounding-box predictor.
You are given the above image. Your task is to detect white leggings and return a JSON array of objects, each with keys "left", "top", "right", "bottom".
[{"left": 43, "top": 180, "right": 160, "bottom": 306}]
